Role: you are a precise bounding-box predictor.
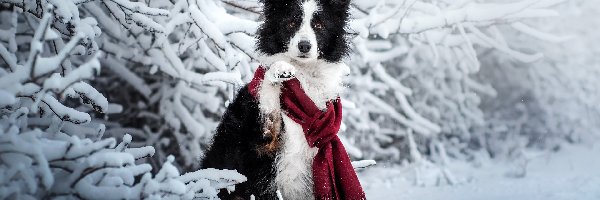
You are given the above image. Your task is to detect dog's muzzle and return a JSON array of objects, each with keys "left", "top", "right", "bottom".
[{"left": 298, "top": 40, "right": 311, "bottom": 54}]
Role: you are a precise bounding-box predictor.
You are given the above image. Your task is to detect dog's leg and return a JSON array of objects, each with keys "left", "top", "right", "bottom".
[
  {"left": 256, "top": 61, "right": 296, "bottom": 155},
  {"left": 202, "top": 85, "right": 280, "bottom": 199},
  {"left": 259, "top": 60, "right": 296, "bottom": 114}
]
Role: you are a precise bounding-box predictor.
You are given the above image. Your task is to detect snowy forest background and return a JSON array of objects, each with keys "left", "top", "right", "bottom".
[{"left": 1, "top": 0, "right": 598, "bottom": 199}]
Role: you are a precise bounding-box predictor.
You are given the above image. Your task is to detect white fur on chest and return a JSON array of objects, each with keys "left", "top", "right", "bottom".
[
  {"left": 275, "top": 115, "right": 318, "bottom": 199},
  {"left": 256, "top": 62, "right": 347, "bottom": 199}
]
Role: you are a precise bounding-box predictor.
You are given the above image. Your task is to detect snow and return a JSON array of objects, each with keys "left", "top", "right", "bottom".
[
  {"left": 0, "top": 90, "right": 16, "bottom": 106},
  {"left": 359, "top": 143, "right": 600, "bottom": 200},
  {"left": 1, "top": 0, "right": 598, "bottom": 199},
  {"left": 65, "top": 82, "right": 109, "bottom": 113},
  {"left": 361, "top": 92, "right": 437, "bottom": 136},
  {"left": 42, "top": 93, "right": 91, "bottom": 124},
  {"left": 179, "top": 168, "right": 247, "bottom": 184},
  {"left": 189, "top": 5, "right": 230, "bottom": 51},
  {"left": 352, "top": 160, "right": 377, "bottom": 169},
  {"left": 102, "top": 57, "right": 152, "bottom": 98}
]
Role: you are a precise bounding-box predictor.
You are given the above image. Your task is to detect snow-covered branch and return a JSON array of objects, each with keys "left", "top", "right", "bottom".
[
  {"left": 0, "top": 2, "right": 246, "bottom": 198},
  {"left": 0, "top": 6, "right": 102, "bottom": 125},
  {"left": 96, "top": 0, "right": 256, "bottom": 168}
]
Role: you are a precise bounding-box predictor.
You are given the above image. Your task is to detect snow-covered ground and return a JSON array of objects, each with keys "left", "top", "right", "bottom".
[{"left": 359, "top": 143, "right": 600, "bottom": 200}]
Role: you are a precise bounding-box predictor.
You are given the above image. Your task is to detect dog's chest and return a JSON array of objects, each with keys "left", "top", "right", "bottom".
[{"left": 274, "top": 115, "right": 318, "bottom": 199}]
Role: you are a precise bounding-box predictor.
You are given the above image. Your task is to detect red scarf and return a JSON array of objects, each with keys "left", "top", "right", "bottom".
[{"left": 248, "top": 66, "right": 366, "bottom": 200}]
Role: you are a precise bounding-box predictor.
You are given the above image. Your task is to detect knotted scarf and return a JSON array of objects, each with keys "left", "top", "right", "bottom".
[{"left": 248, "top": 66, "right": 366, "bottom": 200}]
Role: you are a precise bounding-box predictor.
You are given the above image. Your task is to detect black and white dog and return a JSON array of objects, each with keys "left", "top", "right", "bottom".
[{"left": 202, "top": 0, "right": 351, "bottom": 199}]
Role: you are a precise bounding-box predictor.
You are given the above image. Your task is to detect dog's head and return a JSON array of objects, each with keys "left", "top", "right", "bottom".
[{"left": 257, "top": 0, "right": 351, "bottom": 64}]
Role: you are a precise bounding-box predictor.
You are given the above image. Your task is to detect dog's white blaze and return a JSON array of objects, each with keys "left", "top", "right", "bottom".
[{"left": 288, "top": 0, "right": 319, "bottom": 62}]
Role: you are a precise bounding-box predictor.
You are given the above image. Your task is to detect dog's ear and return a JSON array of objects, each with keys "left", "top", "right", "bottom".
[
  {"left": 260, "top": 0, "right": 296, "bottom": 12},
  {"left": 330, "top": 0, "right": 350, "bottom": 6},
  {"left": 326, "top": 0, "right": 350, "bottom": 16},
  {"left": 324, "top": 0, "right": 350, "bottom": 12}
]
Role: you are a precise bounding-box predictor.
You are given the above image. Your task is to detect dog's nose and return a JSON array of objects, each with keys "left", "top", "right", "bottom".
[{"left": 298, "top": 40, "right": 311, "bottom": 53}]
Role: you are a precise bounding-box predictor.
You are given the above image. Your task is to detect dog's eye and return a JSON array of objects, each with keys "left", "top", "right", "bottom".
[
  {"left": 313, "top": 21, "right": 323, "bottom": 30},
  {"left": 288, "top": 21, "right": 297, "bottom": 28}
]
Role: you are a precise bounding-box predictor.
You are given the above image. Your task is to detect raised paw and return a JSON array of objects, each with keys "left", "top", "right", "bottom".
[{"left": 267, "top": 61, "right": 296, "bottom": 83}]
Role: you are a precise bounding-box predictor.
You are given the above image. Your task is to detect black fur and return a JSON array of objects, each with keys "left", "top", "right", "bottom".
[
  {"left": 256, "top": 0, "right": 351, "bottom": 63},
  {"left": 256, "top": 0, "right": 303, "bottom": 56},
  {"left": 312, "top": 0, "right": 350, "bottom": 62},
  {"left": 201, "top": 85, "right": 278, "bottom": 199}
]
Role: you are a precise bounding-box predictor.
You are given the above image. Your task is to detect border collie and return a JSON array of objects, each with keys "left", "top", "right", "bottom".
[{"left": 202, "top": 0, "right": 351, "bottom": 199}]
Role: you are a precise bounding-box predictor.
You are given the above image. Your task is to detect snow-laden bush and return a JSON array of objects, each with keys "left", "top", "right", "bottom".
[
  {"left": 86, "top": 0, "right": 255, "bottom": 170},
  {"left": 342, "top": 0, "right": 570, "bottom": 161},
  {"left": 0, "top": 2, "right": 245, "bottom": 199}
]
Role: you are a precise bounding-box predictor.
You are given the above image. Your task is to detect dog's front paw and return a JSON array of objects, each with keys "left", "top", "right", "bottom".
[{"left": 267, "top": 61, "right": 296, "bottom": 83}]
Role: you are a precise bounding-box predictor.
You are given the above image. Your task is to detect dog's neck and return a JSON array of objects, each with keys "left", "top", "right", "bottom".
[{"left": 293, "top": 61, "right": 347, "bottom": 109}]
